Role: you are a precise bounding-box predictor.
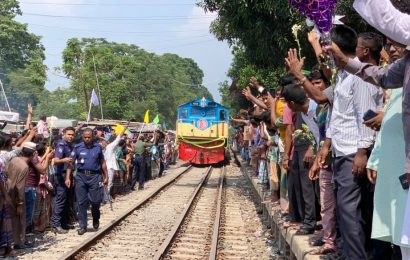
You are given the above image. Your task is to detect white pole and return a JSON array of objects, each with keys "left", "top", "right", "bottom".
[
  {"left": 0, "top": 79, "right": 11, "bottom": 112},
  {"left": 86, "top": 99, "right": 92, "bottom": 124},
  {"left": 92, "top": 53, "right": 104, "bottom": 120},
  {"left": 137, "top": 123, "right": 145, "bottom": 141}
]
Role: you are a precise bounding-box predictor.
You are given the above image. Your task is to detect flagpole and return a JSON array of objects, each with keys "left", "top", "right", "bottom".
[
  {"left": 137, "top": 123, "right": 145, "bottom": 141},
  {"left": 86, "top": 99, "right": 92, "bottom": 124},
  {"left": 92, "top": 53, "right": 104, "bottom": 120}
]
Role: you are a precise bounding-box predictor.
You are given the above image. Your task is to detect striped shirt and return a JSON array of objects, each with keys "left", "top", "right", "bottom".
[{"left": 326, "top": 69, "right": 384, "bottom": 157}]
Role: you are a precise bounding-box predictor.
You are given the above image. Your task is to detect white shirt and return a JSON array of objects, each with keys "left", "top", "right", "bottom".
[
  {"left": 104, "top": 136, "right": 121, "bottom": 170},
  {"left": 326, "top": 69, "right": 384, "bottom": 157},
  {"left": 301, "top": 99, "right": 320, "bottom": 150},
  {"left": 37, "top": 120, "right": 49, "bottom": 138},
  {"left": 354, "top": 0, "right": 410, "bottom": 45}
]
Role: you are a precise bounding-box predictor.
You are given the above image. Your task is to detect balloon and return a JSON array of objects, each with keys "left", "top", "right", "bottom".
[{"left": 289, "top": 0, "right": 338, "bottom": 33}]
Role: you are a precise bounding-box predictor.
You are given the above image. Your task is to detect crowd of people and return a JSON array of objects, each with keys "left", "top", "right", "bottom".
[
  {"left": 231, "top": 1, "right": 410, "bottom": 259},
  {"left": 0, "top": 104, "right": 176, "bottom": 257}
]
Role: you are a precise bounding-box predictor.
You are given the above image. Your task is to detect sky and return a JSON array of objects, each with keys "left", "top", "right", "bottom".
[{"left": 16, "top": 0, "right": 233, "bottom": 102}]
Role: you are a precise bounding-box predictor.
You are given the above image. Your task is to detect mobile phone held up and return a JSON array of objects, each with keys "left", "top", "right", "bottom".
[
  {"left": 363, "top": 109, "right": 378, "bottom": 122},
  {"left": 399, "top": 174, "right": 409, "bottom": 190}
]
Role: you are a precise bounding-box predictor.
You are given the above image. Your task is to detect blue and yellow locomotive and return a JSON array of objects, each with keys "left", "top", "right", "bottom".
[{"left": 176, "top": 98, "right": 229, "bottom": 164}]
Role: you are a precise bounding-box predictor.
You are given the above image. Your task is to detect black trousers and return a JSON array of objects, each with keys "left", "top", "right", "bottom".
[
  {"left": 131, "top": 155, "right": 146, "bottom": 189},
  {"left": 50, "top": 172, "right": 69, "bottom": 228},
  {"left": 288, "top": 147, "right": 317, "bottom": 229},
  {"left": 333, "top": 154, "right": 373, "bottom": 260}
]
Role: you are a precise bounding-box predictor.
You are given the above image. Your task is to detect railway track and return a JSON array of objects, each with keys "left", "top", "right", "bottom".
[
  {"left": 153, "top": 161, "right": 269, "bottom": 260},
  {"left": 154, "top": 166, "right": 225, "bottom": 260},
  {"left": 63, "top": 166, "right": 213, "bottom": 260},
  {"left": 24, "top": 158, "right": 269, "bottom": 259}
]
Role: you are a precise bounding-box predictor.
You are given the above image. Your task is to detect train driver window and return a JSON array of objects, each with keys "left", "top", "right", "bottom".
[
  {"left": 220, "top": 110, "right": 226, "bottom": 121},
  {"left": 179, "top": 109, "right": 188, "bottom": 119}
]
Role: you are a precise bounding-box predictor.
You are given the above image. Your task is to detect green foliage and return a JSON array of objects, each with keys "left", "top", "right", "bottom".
[
  {"left": 0, "top": 0, "right": 44, "bottom": 72},
  {"left": 35, "top": 88, "right": 83, "bottom": 120},
  {"left": 61, "top": 38, "right": 212, "bottom": 128},
  {"left": 0, "top": 0, "right": 46, "bottom": 116},
  {"left": 198, "top": 0, "right": 375, "bottom": 113}
]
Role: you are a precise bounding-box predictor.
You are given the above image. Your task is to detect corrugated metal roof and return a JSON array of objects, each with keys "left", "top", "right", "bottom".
[{"left": 83, "top": 120, "right": 160, "bottom": 132}]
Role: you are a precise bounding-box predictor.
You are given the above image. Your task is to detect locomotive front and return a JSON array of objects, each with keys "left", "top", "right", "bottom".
[{"left": 176, "top": 98, "right": 229, "bottom": 165}]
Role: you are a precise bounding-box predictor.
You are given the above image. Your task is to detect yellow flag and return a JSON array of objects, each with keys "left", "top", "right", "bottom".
[
  {"left": 144, "top": 110, "right": 150, "bottom": 123},
  {"left": 113, "top": 124, "right": 124, "bottom": 135}
]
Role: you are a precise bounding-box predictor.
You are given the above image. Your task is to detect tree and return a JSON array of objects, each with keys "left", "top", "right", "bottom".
[
  {"left": 197, "top": 0, "right": 379, "bottom": 113},
  {"left": 0, "top": 0, "right": 46, "bottom": 116},
  {"left": 61, "top": 38, "right": 212, "bottom": 128},
  {"left": 35, "top": 87, "right": 83, "bottom": 119},
  {"left": 0, "top": 0, "right": 45, "bottom": 72}
]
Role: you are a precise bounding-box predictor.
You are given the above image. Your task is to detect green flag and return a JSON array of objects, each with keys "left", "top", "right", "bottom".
[{"left": 153, "top": 114, "right": 160, "bottom": 124}]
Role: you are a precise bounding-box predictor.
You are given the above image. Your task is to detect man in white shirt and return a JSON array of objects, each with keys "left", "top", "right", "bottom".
[
  {"left": 319, "top": 26, "right": 384, "bottom": 260},
  {"left": 282, "top": 83, "right": 320, "bottom": 235},
  {"left": 101, "top": 124, "right": 129, "bottom": 202},
  {"left": 37, "top": 115, "right": 49, "bottom": 139}
]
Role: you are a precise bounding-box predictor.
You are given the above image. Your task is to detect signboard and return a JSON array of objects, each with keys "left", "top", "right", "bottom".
[{"left": 0, "top": 111, "right": 19, "bottom": 122}]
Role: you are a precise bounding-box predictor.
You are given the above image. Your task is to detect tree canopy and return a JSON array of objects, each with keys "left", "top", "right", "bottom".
[
  {"left": 61, "top": 38, "right": 212, "bottom": 128},
  {"left": 0, "top": 0, "right": 46, "bottom": 116},
  {"left": 197, "top": 0, "right": 376, "bottom": 113}
]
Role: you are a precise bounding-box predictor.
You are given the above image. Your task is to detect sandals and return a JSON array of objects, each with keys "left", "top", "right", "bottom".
[
  {"left": 283, "top": 221, "right": 299, "bottom": 229},
  {"left": 310, "top": 238, "right": 325, "bottom": 247}
]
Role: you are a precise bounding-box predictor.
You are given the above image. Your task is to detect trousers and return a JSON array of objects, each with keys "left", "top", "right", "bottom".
[
  {"left": 103, "top": 168, "right": 115, "bottom": 202},
  {"left": 319, "top": 169, "right": 336, "bottom": 248},
  {"left": 24, "top": 187, "right": 37, "bottom": 230},
  {"left": 50, "top": 172, "right": 70, "bottom": 228},
  {"left": 288, "top": 147, "right": 317, "bottom": 229},
  {"left": 333, "top": 154, "right": 373, "bottom": 260},
  {"left": 75, "top": 173, "right": 103, "bottom": 230},
  {"left": 131, "top": 155, "right": 146, "bottom": 189}
]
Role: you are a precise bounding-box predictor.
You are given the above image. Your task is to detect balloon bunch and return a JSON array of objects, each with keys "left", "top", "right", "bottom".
[
  {"left": 289, "top": 0, "right": 339, "bottom": 68},
  {"left": 289, "top": 0, "right": 338, "bottom": 33}
]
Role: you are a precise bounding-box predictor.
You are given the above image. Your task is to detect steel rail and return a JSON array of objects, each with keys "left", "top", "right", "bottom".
[
  {"left": 60, "top": 165, "right": 193, "bottom": 260},
  {"left": 152, "top": 166, "right": 214, "bottom": 260},
  {"left": 208, "top": 166, "right": 225, "bottom": 260}
]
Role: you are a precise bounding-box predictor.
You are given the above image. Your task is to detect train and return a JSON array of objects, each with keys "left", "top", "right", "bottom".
[{"left": 176, "top": 98, "right": 230, "bottom": 165}]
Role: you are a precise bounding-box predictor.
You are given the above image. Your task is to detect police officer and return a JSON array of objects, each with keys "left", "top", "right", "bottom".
[
  {"left": 50, "top": 127, "right": 75, "bottom": 234},
  {"left": 130, "top": 137, "right": 151, "bottom": 190},
  {"left": 65, "top": 128, "right": 108, "bottom": 235}
]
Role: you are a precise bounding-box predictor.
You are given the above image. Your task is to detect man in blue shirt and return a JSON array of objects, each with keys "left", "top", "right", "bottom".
[
  {"left": 50, "top": 127, "right": 75, "bottom": 234},
  {"left": 65, "top": 128, "right": 108, "bottom": 235}
]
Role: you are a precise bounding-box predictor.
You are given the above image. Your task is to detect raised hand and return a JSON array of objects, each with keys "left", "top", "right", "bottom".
[
  {"left": 249, "top": 76, "right": 259, "bottom": 89},
  {"left": 28, "top": 103, "right": 33, "bottom": 115},
  {"left": 241, "top": 86, "right": 252, "bottom": 100},
  {"left": 324, "top": 43, "right": 349, "bottom": 68},
  {"left": 285, "top": 48, "right": 305, "bottom": 76},
  {"left": 307, "top": 31, "right": 319, "bottom": 44}
]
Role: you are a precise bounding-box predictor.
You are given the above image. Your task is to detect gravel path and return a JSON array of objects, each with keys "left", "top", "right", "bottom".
[
  {"left": 77, "top": 167, "right": 208, "bottom": 260},
  {"left": 164, "top": 167, "right": 222, "bottom": 259},
  {"left": 217, "top": 164, "right": 271, "bottom": 260},
  {"left": 18, "top": 165, "right": 189, "bottom": 260}
]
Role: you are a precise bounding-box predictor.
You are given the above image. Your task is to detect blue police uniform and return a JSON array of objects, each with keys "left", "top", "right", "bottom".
[
  {"left": 71, "top": 142, "right": 104, "bottom": 231},
  {"left": 50, "top": 139, "right": 73, "bottom": 229}
]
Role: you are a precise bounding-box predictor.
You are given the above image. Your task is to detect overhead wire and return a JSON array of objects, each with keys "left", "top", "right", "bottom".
[
  {"left": 13, "top": 2, "right": 223, "bottom": 91},
  {"left": 28, "top": 23, "right": 208, "bottom": 34},
  {"left": 23, "top": 12, "right": 215, "bottom": 21},
  {"left": 20, "top": 1, "right": 194, "bottom": 7}
]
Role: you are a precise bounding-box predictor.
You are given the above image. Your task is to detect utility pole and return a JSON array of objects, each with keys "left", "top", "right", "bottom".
[{"left": 0, "top": 79, "right": 11, "bottom": 112}]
